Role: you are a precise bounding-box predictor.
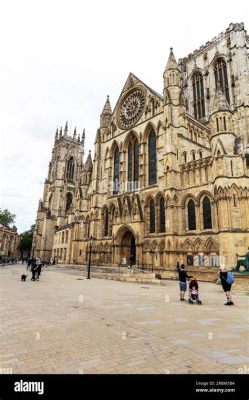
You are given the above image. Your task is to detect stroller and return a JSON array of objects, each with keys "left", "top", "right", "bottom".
[{"left": 188, "top": 278, "right": 202, "bottom": 304}]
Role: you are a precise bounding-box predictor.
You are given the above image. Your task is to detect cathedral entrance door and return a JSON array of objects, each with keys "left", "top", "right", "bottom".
[{"left": 121, "top": 231, "right": 136, "bottom": 264}]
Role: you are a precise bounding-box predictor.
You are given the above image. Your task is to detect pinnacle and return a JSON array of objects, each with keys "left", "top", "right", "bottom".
[
  {"left": 101, "top": 95, "right": 112, "bottom": 115},
  {"left": 165, "top": 47, "right": 180, "bottom": 72}
]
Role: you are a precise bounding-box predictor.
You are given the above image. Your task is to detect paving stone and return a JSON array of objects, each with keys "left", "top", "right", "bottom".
[{"left": 0, "top": 265, "right": 248, "bottom": 374}]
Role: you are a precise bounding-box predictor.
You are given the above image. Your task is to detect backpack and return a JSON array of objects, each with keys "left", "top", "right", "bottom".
[{"left": 226, "top": 271, "right": 234, "bottom": 285}]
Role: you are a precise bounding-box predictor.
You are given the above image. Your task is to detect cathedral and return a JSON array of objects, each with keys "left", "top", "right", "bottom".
[{"left": 32, "top": 22, "right": 249, "bottom": 271}]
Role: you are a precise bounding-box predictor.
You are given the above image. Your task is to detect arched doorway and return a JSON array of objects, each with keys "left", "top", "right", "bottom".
[{"left": 121, "top": 230, "right": 136, "bottom": 264}]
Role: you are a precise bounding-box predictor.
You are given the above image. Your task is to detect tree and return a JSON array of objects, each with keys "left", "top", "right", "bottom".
[
  {"left": 0, "top": 209, "right": 16, "bottom": 226},
  {"left": 18, "top": 225, "right": 35, "bottom": 258}
]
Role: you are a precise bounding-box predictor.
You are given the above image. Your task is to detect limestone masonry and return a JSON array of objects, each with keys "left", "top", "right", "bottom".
[{"left": 32, "top": 22, "right": 249, "bottom": 270}]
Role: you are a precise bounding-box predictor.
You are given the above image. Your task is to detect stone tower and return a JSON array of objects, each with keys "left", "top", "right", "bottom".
[{"left": 33, "top": 123, "right": 84, "bottom": 259}]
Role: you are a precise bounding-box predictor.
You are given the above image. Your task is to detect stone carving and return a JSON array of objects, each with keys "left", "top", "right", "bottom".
[{"left": 118, "top": 89, "right": 145, "bottom": 129}]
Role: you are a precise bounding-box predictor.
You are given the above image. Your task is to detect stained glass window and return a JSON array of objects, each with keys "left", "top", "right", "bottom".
[
  {"left": 127, "top": 137, "right": 139, "bottom": 191},
  {"left": 159, "top": 197, "right": 165, "bottom": 233},
  {"left": 113, "top": 148, "right": 120, "bottom": 194},
  {"left": 148, "top": 131, "right": 157, "bottom": 185},
  {"left": 104, "top": 207, "right": 109, "bottom": 236},
  {"left": 203, "top": 196, "right": 212, "bottom": 229},
  {"left": 128, "top": 142, "right": 132, "bottom": 182},
  {"left": 134, "top": 139, "right": 139, "bottom": 184},
  {"left": 214, "top": 58, "right": 230, "bottom": 103},
  {"left": 149, "top": 199, "right": 155, "bottom": 233},
  {"left": 66, "top": 157, "right": 74, "bottom": 180},
  {"left": 192, "top": 72, "right": 205, "bottom": 119},
  {"left": 66, "top": 192, "right": 73, "bottom": 212},
  {"left": 188, "top": 199, "right": 196, "bottom": 230}
]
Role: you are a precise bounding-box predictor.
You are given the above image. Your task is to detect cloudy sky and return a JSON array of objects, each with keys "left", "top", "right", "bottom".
[{"left": 0, "top": 0, "right": 248, "bottom": 233}]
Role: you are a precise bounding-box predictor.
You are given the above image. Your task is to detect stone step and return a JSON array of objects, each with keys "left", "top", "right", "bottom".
[{"left": 97, "top": 273, "right": 161, "bottom": 285}]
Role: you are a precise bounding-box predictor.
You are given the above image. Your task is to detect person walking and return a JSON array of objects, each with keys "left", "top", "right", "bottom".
[
  {"left": 36, "top": 258, "right": 42, "bottom": 281},
  {"left": 178, "top": 263, "right": 193, "bottom": 301},
  {"left": 218, "top": 266, "right": 234, "bottom": 305},
  {"left": 31, "top": 259, "right": 38, "bottom": 281}
]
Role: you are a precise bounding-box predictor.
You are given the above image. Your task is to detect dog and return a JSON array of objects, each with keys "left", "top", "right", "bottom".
[{"left": 21, "top": 274, "right": 28, "bottom": 281}]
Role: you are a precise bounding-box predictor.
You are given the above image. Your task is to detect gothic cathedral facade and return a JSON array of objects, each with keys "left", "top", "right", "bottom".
[{"left": 33, "top": 23, "right": 249, "bottom": 270}]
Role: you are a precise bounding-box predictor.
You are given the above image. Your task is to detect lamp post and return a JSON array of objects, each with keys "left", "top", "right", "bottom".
[
  {"left": 87, "top": 235, "right": 93, "bottom": 279},
  {"left": 149, "top": 249, "right": 154, "bottom": 273}
]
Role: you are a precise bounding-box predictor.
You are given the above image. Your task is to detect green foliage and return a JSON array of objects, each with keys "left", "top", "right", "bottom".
[
  {"left": 18, "top": 225, "right": 35, "bottom": 254},
  {"left": 0, "top": 208, "right": 16, "bottom": 226}
]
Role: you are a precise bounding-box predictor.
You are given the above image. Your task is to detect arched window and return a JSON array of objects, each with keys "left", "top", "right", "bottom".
[
  {"left": 66, "top": 192, "right": 73, "bottom": 212},
  {"left": 104, "top": 207, "right": 109, "bottom": 237},
  {"left": 223, "top": 116, "right": 226, "bottom": 131},
  {"left": 203, "top": 196, "right": 212, "bottom": 229},
  {"left": 216, "top": 117, "right": 219, "bottom": 132},
  {"left": 148, "top": 130, "right": 157, "bottom": 185},
  {"left": 127, "top": 137, "right": 139, "bottom": 190},
  {"left": 151, "top": 99, "right": 157, "bottom": 116},
  {"left": 214, "top": 58, "right": 230, "bottom": 103},
  {"left": 66, "top": 157, "right": 75, "bottom": 180},
  {"left": 192, "top": 72, "right": 205, "bottom": 119},
  {"left": 187, "top": 199, "right": 196, "bottom": 230},
  {"left": 112, "top": 206, "right": 115, "bottom": 220},
  {"left": 149, "top": 199, "right": 155, "bottom": 233},
  {"left": 113, "top": 147, "right": 120, "bottom": 194},
  {"left": 134, "top": 139, "right": 139, "bottom": 184},
  {"left": 128, "top": 141, "right": 132, "bottom": 182},
  {"left": 159, "top": 197, "right": 165, "bottom": 233}
]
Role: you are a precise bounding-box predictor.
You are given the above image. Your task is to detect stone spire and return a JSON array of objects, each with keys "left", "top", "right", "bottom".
[
  {"left": 85, "top": 150, "right": 93, "bottom": 172},
  {"left": 163, "top": 48, "right": 182, "bottom": 104},
  {"left": 59, "top": 127, "right": 62, "bottom": 138},
  {"left": 212, "top": 81, "right": 230, "bottom": 112},
  {"left": 64, "top": 121, "right": 68, "bottom": 137},
  {"left": 101, "top": 95, "right": 112, "bottom": 115},
  {"left": 73, "top": 126, "right": 77, "bottom": 140},
  {"left": 100, "top": 95, "right": 112, "bottom": 128},
  {"left": 164, "top": 47, "right": 181, "bottom": 72},
  {"left": 81, "top": 128, "right": 85, "bottom": 146},
  {"left": 55, "top": 128, "right": 58, "bottom": 141},
  {"left": 94, "top": 128, "right": 101, "bottom": 144}
]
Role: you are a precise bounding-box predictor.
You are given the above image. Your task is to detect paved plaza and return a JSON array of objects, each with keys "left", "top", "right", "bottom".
[{"left": 0, "top": 265, "right": 248, "bottom": 374}]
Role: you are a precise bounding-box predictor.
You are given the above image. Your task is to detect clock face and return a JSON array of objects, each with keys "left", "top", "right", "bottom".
[{"left": 118, "top": 89, "right": 145, "bottom": 129}]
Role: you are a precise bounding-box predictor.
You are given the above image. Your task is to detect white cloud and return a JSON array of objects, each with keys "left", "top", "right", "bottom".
[{"left": 0, "top": 0, "right": 248, "bottom": 232}]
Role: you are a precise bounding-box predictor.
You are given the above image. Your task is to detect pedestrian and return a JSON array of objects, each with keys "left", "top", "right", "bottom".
[
  {"left": 178, "top": 264, "right": 193, "bottom": 301},
  {"left": 36, "top": 258, "right": 42, "bottom": 281},
  {"left": 121, "top": 256, "right": 126, "bottom": 273},
  {"left": 121, "top": 256, "right": 126, "bottom": 266},
  {"left": 128, "top": 254, "right": 135, "bottom": 269},
  {"left": 31, "top": 259, "right": 38, "bottom": 281},
  {"left": 218, "top": 266, "right": 234, "bottom": 305}
]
